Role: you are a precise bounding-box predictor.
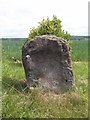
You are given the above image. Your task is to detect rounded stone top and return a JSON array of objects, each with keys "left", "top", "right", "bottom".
[
  {"left": 28, "top": 35, "right": 67, "bottom": 43},
  {"left": 23, "top": 35, "right": 70, "bottom": 54}
]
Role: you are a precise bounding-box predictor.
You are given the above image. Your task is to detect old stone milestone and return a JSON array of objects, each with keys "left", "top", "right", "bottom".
[{"left": 22, "top": 35, "right": 74, "bottom": 90}]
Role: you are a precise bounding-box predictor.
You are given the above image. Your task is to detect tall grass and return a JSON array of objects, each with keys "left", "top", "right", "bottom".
[
  {"left": 2, "top": 39, "right": 26, "bottom": 60},
  {"left": 71, "top": 40, "right": 88, "bottom": 61},
  {"left": 2, "top": 39, "right": 88, "bottom": 118}
]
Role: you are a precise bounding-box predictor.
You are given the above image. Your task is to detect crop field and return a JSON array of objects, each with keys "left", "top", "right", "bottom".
[{"left": 2, "top": 39, "right": 88, "bottom": 118}]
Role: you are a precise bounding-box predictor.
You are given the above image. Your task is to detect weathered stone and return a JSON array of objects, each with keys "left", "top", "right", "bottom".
[{"left": 22, "top": 35, "right": 74, "bottom": 90}]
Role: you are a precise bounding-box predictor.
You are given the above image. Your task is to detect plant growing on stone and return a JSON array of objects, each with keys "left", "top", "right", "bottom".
[{"left": 28, "top": 15, "right": 70, "bottom": 41}]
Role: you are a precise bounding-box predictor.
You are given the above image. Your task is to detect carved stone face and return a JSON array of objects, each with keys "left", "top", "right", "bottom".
[{"left": 22, "top": 35, "right": 74, "bottom": 90}]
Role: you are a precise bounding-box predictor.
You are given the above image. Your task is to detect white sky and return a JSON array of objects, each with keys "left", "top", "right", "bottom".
[{"left": 0, "top": 0, "right": 89, "bottom": 38}]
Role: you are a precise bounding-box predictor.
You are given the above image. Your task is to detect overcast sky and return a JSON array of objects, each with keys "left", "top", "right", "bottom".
[{"left": 0, "top": 0, "right": 89, "bottom": 38}]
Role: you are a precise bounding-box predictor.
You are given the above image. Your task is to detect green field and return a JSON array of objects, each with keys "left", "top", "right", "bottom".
[{"left": 2, "top": 39, "right": 88, "bottom": 118}]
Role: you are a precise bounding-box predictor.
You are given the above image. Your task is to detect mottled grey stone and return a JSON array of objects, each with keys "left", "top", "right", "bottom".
[{"left": 22, "top": 35, "right": 74, "bottom": 90}]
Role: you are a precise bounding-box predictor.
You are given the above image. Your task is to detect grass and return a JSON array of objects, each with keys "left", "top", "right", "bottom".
[
  {"left": 2, "top": 39, "right": 88, "bottom": 118},
  {"left": 71, "top": 40, "right": 88, "bottom": 61}
]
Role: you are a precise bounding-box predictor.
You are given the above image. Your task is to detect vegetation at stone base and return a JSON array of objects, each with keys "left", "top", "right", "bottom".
[
  {"left": 28, "top": 16, "right": 70, "bottom": 41},
  {"left": 2, "top": 39, "right": 88, "bottom": 118}
]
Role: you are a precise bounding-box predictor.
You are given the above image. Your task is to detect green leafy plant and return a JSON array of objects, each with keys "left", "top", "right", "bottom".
[{"left": 28, "top": 15, "right": 70, "bottom": 41}]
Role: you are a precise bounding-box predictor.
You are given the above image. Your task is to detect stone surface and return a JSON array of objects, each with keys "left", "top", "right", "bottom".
[{"left": 22, "top": 35, "right": 74, "bottom": 90}]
